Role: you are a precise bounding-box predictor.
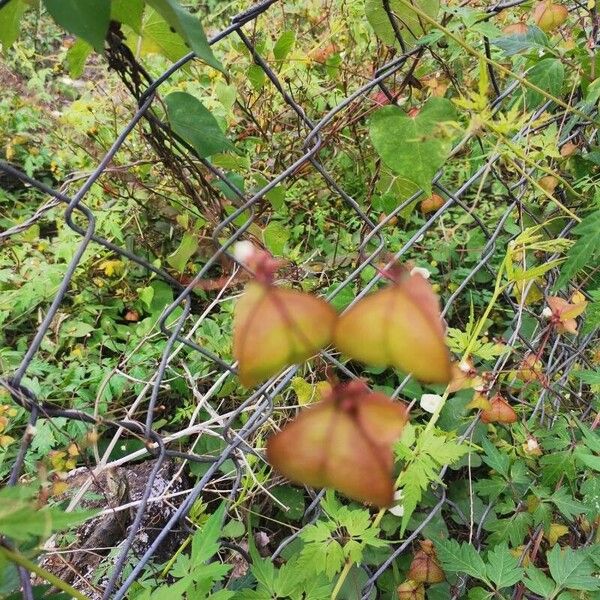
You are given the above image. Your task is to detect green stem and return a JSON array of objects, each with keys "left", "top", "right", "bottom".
[
  {"left": 331, "top": 559, "right": 353, "bottom": 600},
  {"left": 0, "top": 545, "right": 90, "bottom": 600}
]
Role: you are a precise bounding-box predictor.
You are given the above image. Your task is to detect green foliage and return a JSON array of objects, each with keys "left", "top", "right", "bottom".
[
  {"left": 44, "top": 0, "right": 110, "bottom": 51},
  {"left": 555, "top": 211, "right": 600, "bottom": 289},
  {"left": 297, "top": 492, "right": 387, "bottom": 579},
  {"left": 235, "top": 547, "right": 331, "bottom": 599},
  {"left": 434, "top": 538, "right": 490, "bottom": 584},
  {"left": 164, "top": 92, "right": 234, "bottom": 158},
  {"left": 369, "top": 98, "right": 458, "bottom": 195},
  {"left": 146, "top": 0, "right": 222, "bottom": 71},
  {"left": 365, "top": 0, "right": 439, "bottom": 46},
  {"left": 0, "top": 485, "right": 96, "bottom": 541},
  {"left": 524, "top": 58, "right": 565, "bottom": 108},
  {"left": 396, "top": 425, "right": 469, "bottom": 533},
  {"left": 1, "top": 1, "right": 600, "bottom": 598},
  {"left": 132, "top": 503, "right": 233, "bottom": 599}
]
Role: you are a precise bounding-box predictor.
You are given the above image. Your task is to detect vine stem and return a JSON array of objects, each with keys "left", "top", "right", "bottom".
[
  {"left": 331, "top": 558, "right": 354, "bottom": 599},
  {"left": 0, "top": 545, "right": 90, "bottom": 600}
]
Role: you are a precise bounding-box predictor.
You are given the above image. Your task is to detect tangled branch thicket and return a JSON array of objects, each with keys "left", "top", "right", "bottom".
[{"left": 0, "top": 0, "right": 599, "bottom": 598}]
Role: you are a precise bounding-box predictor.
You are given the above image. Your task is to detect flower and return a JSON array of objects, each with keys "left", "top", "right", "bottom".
[
  {"left": 389, "top": 490, "right": 404, "bottom": 517},
  {"left": 232, "top": 240, "right": 256, "bottom": 265},
  {"left": 420, "top": 393, "right": 443, "bottom": 413}
]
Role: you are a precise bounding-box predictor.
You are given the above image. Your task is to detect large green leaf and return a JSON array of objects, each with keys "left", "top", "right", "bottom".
[
  {"left": 547, "top": 545, "right": 600, "bottom": 592},
  {"left": 164, "top": 91, "right": 234, "bottom": 158},
  {"left": 434, "top": 538, "right": 489, "bottom": 584},
  {"left": 365, "top": 0, "right": 439, "bottom": 47},
  {"left": 369, "top": 97, "right": 457, "bottom": 195},
  {"left": 125, "top": 8, "right": 189, "bottom": 63},
  {"left": 524, "top": 58, "right": 565, "bottom": 108},
  {"left": 0, "top": 0, "right": 28, "bottom": 51},
  {"left": 66, "top": 38, "right": 93, "bottom": 78},
  {"left": 523, "top": 565, "right": 557, "bottom": 597},
  {"left": 0, "top": 485, "right": 96, "bottom": 541},
  {"left": 43, "top": 0, "right": 110, "bottom": 52},
  {"left": 111, "top": 0, "right": 144, "bottom": 32},
  {"left": 146, "top": 0, "right": 222, "bottom": 71},
  {"left": 167, "top": 231, "right": 198, "bottom": 273},
  {"left": 485, "top": 544, "right": 524, "bottom": 589}
]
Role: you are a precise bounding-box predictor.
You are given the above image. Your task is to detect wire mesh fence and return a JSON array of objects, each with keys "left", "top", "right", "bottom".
[{"left": 1, "top": 0, "right": 599, "bottom": 598}]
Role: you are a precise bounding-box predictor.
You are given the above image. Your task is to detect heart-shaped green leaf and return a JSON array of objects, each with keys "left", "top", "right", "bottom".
[
  {"left": 365, "top": 0, "right": 439, "bottom": 47},
  {"left": 44, "top": 0, "right": 110, "bottom": 52},
  {"left": 146, "top": 0, "right": 223, "bottom": 72},
  {"left": 164, "top": 92, "right": 234, "bottom": 158},
  {"left": 369, "top": 98, "right": 457, "bottom": 195}
]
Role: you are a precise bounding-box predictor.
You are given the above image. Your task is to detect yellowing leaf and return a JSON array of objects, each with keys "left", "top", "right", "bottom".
[
  {"left": 291, "top": 377, "right": 331, "bottom": 406},
  {"left": 100, "top": 259, "right": 124, "bottom": 277},
  {"left": 267, "top": 381, "right": 409, "bottom": 507},
  {"left": 334, "top": 269, "right": 451, "bottom": 383},
  {"left": 546, "top": 523, "right": 569, "bottom": 545}
]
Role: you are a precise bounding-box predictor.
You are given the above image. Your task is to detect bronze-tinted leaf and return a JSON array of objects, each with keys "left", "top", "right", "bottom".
[
  {"left": 266, "top": 381, "right": 409, "bottom": 507},
  {"left": 234, "top": 281, "right": 336, "bottom": 387},
  {"left": 334, "top": 269, "right": 452, "bottom": 383}
]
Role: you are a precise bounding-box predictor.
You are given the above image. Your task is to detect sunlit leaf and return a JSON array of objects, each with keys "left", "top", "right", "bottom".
[
  {"left": 267, "top": 381, "right": 409, "bottom": 507},
  {"left": 334, "top": 268, "right": 452, "bottom": 383}
]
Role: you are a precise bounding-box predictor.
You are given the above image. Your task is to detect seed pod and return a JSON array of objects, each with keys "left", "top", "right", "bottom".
[
  {"left": 480, "top": 394, "right": 518, "bottom": 424},
  {"left": 560, "top": 141, "right": 578, "bottom": 157},
  {"left": 539, "top": 175, "right": 558, "bottom": 194},
  {"left": 420, "top": 193, "right": 444, "bottom": 214},
  {"left": 397, "top": 580, "right": 425, "bottom": 600},
  {"left": 407, "top": 540, "right": 445, "bottom": 583},
  {"left": 503, "top": 23, "right": 528, "bottom": 35},
  {"left": 533, "top": 1, "right": 568, "bottom": 32}
]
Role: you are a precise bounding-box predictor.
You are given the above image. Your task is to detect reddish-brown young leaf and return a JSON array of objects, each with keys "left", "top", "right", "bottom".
[
  {"left": 233, "top": 245, "right": 337, "bottom": 388},
  {"left": 480, "top": 394, "right": 518, "bottom": 424},
  {"left": 407, "top": 540, "right": 445, "bottom": 583},
  {"left": 334, "top": 267, "right": 452, "bottom": 383},
  {"left": 547, "top": 296, "right": 587, "bottom": 335},
  {"left": 266, "top": 380, "right": 409, "bottom": 507},
  {"left": 447, "top": 359, "right": 484, "bottom": 393}
]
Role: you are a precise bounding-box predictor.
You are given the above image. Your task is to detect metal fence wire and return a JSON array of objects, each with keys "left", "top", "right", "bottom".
[{"left": 0, "top": 0, "right": 599, "bottom": 598}]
